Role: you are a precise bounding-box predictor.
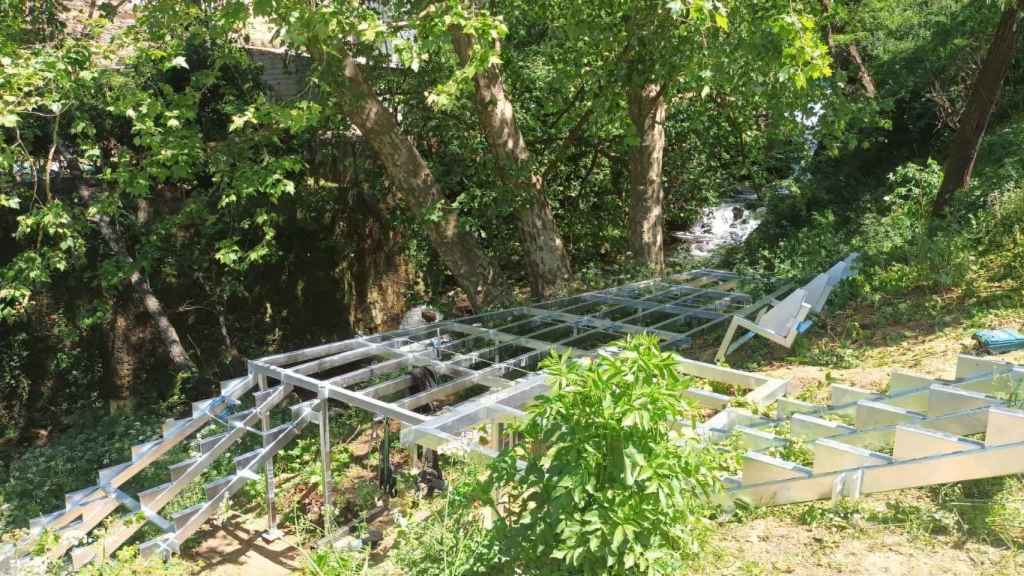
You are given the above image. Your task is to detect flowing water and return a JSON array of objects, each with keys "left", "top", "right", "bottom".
[{"left": 673, "top": 197, "right": 764, "bottom": 257}]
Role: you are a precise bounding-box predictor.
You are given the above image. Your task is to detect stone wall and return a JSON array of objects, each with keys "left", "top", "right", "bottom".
[{"left": 246, "top": 47, "right": 312, "bottom": 101}]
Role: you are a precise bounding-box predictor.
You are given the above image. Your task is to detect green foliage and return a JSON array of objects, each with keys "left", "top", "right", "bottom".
[
  {"left": 389, "top": 466, "right": 501, "bottom": 576},
  {"left": 481, "top": 335, "right": 724, "bottom": 575},
  {"left": 736, "top": 117, "right": 1024, "bottom": 325},
  {"left": 764, "top": 422, "right": 814, "bottom": 466},
  {"left": 303, "top": 547, "right": 370, "bottom": 576},
  {"left": 0, "top": 332, "right": 32, "bottom": 438},
  {"left": 76, "top": 544, "right": 193, "bottom": 576},
  {"left": 0, "top": 411, "right": 167, "bottom": 531},
  {"left": 846, "top": 0, "right": 1014, "bottom": 134}
]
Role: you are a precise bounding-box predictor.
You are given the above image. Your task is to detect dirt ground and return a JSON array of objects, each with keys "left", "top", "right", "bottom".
[
  {"left": 698, "top": 516, "right": 1021, "bottom": 576},
  {"left": 184, "top": 512, "right": 304, "bottom": 576},
  {"left": 759, "top": 308, "right": 1024, "bottom": 395}
]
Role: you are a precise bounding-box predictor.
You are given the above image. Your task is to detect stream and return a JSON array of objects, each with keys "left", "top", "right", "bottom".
[{"left": 672, "top": 193, "right": 765, "bottom": 257}]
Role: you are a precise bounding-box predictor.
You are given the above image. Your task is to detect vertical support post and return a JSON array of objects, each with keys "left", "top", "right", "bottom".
[
  {"left": 319, "top": 385, "right": 334, "bottom": 535},
  {"left": 409, "top": 441, "right": 420, "bottom": 471},
  {"left": 488, "top": 421, "right": 502, "bottom": 451},
  {"left": 256, "top": 372, "right": 281, "bottom": 541}
]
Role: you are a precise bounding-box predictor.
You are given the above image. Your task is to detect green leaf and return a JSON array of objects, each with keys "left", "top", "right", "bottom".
[
  {"left": 612, "top": 524, "right": 626, "bottom": 550},
  {"left": 0, "top": 195, "right": 20, "bottom": 209}
]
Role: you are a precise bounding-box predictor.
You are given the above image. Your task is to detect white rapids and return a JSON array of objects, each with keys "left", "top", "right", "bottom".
[{"left": 673, "top": 199, "right": 764, "bottom": 257}]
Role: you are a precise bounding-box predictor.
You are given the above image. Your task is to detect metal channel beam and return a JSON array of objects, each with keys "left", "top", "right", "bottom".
[
  {"left": 259, "top": 340, "right": 368, "bottom": 367},
  {"left": 733, "top": 438, "right": 1024, "bottom": 507},
  {"left": 249, "top": 361, "right": 428, "bottom": 425}
]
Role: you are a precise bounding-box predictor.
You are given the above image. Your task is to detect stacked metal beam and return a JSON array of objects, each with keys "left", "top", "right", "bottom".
[
  {"left": 706, "top": 355, "right": 1024, "bottom": 506},
  {"left": 0, "top": 375, "right": 317, "bottom": 572}
]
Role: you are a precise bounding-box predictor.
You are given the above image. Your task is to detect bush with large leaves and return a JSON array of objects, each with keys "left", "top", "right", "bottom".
[{"left": 482, "top": 335, "right": 724, "bottom": 575}]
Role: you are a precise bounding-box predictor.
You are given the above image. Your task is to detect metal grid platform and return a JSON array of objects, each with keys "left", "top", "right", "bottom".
[
  {"left": 5, "top": 265, "right": 1023, "bottom": 574},
  {"left": 4, "top": 269, "right": 790, "bottom": 572}
]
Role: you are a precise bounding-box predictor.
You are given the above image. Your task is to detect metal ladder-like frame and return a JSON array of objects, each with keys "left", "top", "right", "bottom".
[
  {"left": 0, "top": 375, "right": 321, "bottom": 573},
  {"left": 705, "top": 354, "right": 1024, "bottom": 506}
]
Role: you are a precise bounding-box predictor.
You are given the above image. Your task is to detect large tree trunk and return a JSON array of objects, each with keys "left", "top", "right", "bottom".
[
  {"left": 451, "top": 28, "right": 573, "bottom": 299},
  {"left": 933, "top": 1, "right": 1023, "bottom": 216},
  {"left": 316, "top": 47, "right": 511, "bottom": 309},
  {"left": 627, "top": 83, "right": 667, "bottom": 272},
  {"left": 69, "top": 157, "right": 197, "bottom": 374}
]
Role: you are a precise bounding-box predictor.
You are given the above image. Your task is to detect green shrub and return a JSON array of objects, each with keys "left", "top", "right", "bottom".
[
  {"left": 735, "top": 153, "right": 1024, "bottom": 322},
  {"left": 481, "top": 335, "right": 725, "bottom": 575},
  {"left": 389, "top": 467, "right": 501, "bottom": 576},
  {"left": 303, "top": 547, "right": 370, "bottom": 576}
]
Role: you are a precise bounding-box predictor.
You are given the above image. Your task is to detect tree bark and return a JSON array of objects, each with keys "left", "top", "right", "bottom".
[
  {"left": 450, "top": 28, "right": 573, "bottom": 299},
  {"left": 934, "top": 1, "right": 1023, "bottom": 216},
  {"left": 819, "top": 0, "right": 877, "bottom": 97},
  {"left": 627, "top": 83, "right": 667, "bottom": 272},
  {"left": 68, "top": 157, "right": 197, "bottom": 374},
  {"left": 316, "top": 46, "right": 511, "bottom": 309},
  {"left": 846, "top": 43, "right": 877, "bottom": 98},
  {"left": 93, "top": 208, "right": 196, "bottom": 374},
  {"left": 104, "top": 288, "right": 151, "bottom": 413}
]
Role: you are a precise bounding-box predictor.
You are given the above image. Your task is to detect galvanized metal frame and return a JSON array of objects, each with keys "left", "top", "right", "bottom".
[
  {"left": 709, "top": 354, "right": 1024, "bottom": 507},
  {"left": 9, "top": 265, "right": 1022, "bottom": 571},
  {"left": 3, "top": 269, "right": 781, "bottom": 573},
  {"left": 715, "top": 253, "right": 859, "bottom": 362},
  {"left": 243, "top": 270, "right": 781, "bottom": 459}
]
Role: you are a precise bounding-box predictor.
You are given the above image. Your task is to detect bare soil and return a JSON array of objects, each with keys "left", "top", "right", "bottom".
[
  {"left": 698, "top": 516, "right": 1021, "bottom": 576},
  {"left": 184, "top": 512, "right": 304, "bottom": 576}
]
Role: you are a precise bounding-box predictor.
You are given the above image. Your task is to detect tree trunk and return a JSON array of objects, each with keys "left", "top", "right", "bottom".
[
  {"left": 104, "top": 288, "right": 151, "bottom": 413},
  {"left": 316, "top": 46, "right": 511, "bottom": 310},
  {"left": 820, "top": 0, "right": 877, "bottom": 97},
  {"left": 94, "top": 212, "right": 196, "bottom": 374},
  {"left": 68, "top": 157, "right": 197, "bottom": 374},
  {"left": 933, "top": 1, "right": 1023, "bottom": 216},
  {"left": 627, "top": 83, "right": 667, "bottom": 272},
  {"left": 451, "top": 28, "right": 573, "bottom": 299},
  {"left": 846, "top": 43, "right": 877, "bottom": 98}
]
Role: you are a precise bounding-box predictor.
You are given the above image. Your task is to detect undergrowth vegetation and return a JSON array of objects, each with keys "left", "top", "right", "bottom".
[
  {"left": 735, "top": 123, "right": 1024, "bottom": 328},
  {"left": 789, "top": 475, "right": 1024, "bottom": 549},
  {"left": 0, "top": 411, "right": 166, "bottom": 532},
  {"left": 719, "top": 116, "right": 1024, "bottom": 373}
]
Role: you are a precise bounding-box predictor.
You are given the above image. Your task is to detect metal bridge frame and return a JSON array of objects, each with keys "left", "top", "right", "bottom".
[{"left": 5, "top": 269, "right": 793, "bottom": 572}]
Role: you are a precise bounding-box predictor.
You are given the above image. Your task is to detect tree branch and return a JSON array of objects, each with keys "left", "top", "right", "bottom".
[{"left": 67, "top": 154, "right": 197, "bottom": 374}]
